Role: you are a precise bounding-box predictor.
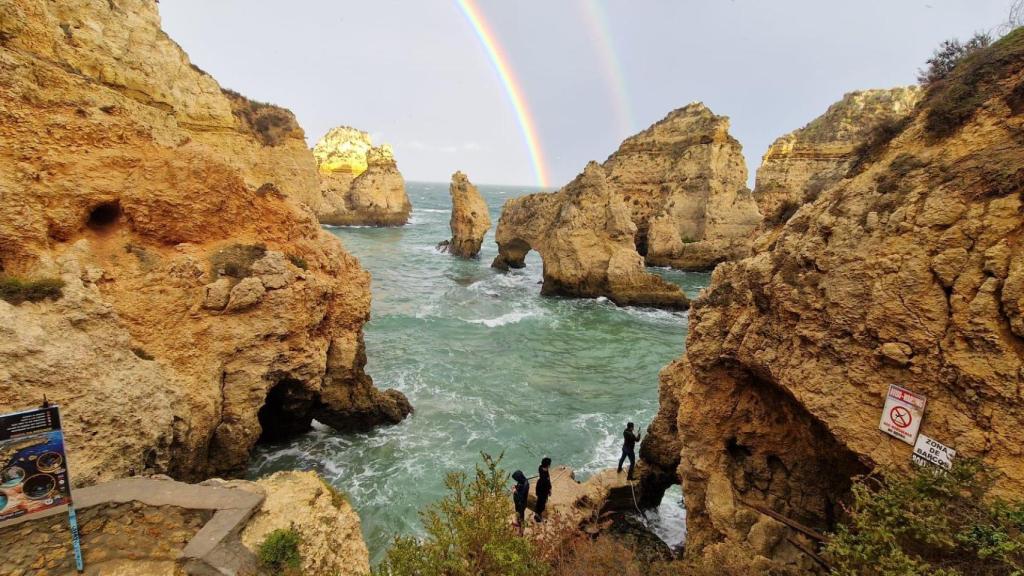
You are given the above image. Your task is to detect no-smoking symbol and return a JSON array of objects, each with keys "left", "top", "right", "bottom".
[{"left": 890, "top": 406, "right": 912, "bottom": 429}]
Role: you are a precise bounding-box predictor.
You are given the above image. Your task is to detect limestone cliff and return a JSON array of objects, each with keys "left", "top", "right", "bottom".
[
  {"left": 0, "top": 0, "right": 411, "bottom": 484},
  {"left": 603, "top": 103, "right": 762, "bottom": 270},
  {"left": 642, "top": 29, "right": 1024, "bottom": 570},
  {"left": 440, "top": 171, "right": 491, "bottom": 258},
  {"left": 492, "top": 163, "right": 689, "bottom": 310},
  {"left": 753, "top": 87, "right": 921, "bottom": 242},
  {"left": 314, "top": 128, "right": 412, "bottom": 226}
]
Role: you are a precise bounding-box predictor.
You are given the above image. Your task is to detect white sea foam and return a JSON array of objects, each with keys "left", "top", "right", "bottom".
[
  {"left": 465, "top": 309, "right": 539, "bottom": 327},
  {"left": 417, "top": 208, "right": 450, "bottom": 214}
]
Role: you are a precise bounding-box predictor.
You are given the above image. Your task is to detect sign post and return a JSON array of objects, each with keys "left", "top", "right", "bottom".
[
  {"left": 0, "top": 406, "right": 83, "bottom": 572},
  {"left": 878, "top": 384, "right": 926, "bottom": 445},
  {"left": 912, "top": 434, "right": 956, "bottom": 471}
]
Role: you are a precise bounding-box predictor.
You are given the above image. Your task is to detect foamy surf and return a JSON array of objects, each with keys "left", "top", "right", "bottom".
[{"left": 465, "top": 309, "right": 540, "bottom": 327}]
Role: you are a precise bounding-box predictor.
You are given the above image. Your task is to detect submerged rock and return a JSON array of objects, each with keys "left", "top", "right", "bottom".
[
  {"left": 0, "top": 0, "right": 410, "bottom": 484},
  {"left": 442, "top": 171, "right": 491, "bottom": 258},
  {"left": 603, "top": 103, "right": 762, "bottom": 270},
  {"left": 314, "top": 128, "right": 412, "bottom": 226},
  {"left": 493, "top": 163, "right": 689, "bottom": 310},
  {"left": 641, "top": 31, "right": 1024, "bottom": 571}
]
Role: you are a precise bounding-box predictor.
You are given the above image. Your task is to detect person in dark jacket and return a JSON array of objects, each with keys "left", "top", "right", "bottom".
[
  {"left": 534, "top": 457, "right": 552, "bottom": 522},
  {"left": 617, "top": 422, "right": 641, "bottom": 480},
  {"left": 511, "top": 470, "right": 529, "bottom": 534}
]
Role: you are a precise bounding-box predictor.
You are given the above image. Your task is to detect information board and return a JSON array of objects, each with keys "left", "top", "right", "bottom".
[{"left": 0, "top": 406, "right": 73, "bottom": 527}]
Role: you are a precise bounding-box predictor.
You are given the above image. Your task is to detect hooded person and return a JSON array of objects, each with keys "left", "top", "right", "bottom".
[
  {"left": 534, "top": 457, "right": 552, "bottom": 522},
  {"left": 511, "top": 470, "right": 529, "bottom": 534}
]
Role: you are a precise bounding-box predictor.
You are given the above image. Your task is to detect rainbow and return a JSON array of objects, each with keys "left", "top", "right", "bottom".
[
  {"left": 455, "top": 0, "right": 550, "bottom": 188},
  {"left": 579, "top": 0, "right": 634, "bottom": 138}
]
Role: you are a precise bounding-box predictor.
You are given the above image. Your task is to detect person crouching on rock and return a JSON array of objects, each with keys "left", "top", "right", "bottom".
[
  {"left": 534, "top": 457, "right": 552, "bottom": 523},
  {"left": 618, "top": 422, "right": 641, "bottom": 480},
  {"left": 511, "top": 470, "right": 530, "bottom": 535}
]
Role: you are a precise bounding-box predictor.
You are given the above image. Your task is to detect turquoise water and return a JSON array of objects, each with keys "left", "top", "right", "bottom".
[{"left": 249, "top": 182, "right": 708, "bottom": 562}]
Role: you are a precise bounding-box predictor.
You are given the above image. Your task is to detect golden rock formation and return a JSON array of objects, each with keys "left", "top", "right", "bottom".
[
  {"left": 0, "top": 0, "right": 410, "bottom": 485},
  {"left": 603, "top": 103, "right": 762, "bottom": 270},
  {"left": 440, "top": 171, "right": 491, "bottom": 258},
  {"left": 493, "top": 163, "right": 689, "bottom": 310},
  {"left": 642, "top": 30, "right": 1024, "bottom": 570},
  {"left": 314, "top": 128, "right": 412, "bottom": 226}
]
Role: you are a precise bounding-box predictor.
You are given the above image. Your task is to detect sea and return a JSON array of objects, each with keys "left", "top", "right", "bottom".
[{"left": 248, "top": 181, "right": 710, "bottom": 563}]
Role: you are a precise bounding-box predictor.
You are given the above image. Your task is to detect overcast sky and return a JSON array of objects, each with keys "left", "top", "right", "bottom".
[{"left": 161, "top": 1, "right": 1012, "bottom": 187}]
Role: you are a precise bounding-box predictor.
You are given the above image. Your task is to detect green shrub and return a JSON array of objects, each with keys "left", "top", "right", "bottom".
[
  {"left": 287, "top": 254, "right": 308, "bottom": 271},
  {"left": 209, "top": 243, "right": 267, "bottom": 280},
  {"left": 0, "top": 276, "right": 65, "bottom": 305},
  {"left": 824, "top": 459, "right": 1024, "bottom": 576},
  {"left": 918, "top": 33, "right": 992, "bottom": 86},
  {"left": 257, "top": 527, "right": 302, "bottom": 575},
  {"left": 923, "top": 28, "right": 1024, "bottom": 139},
  {"left": 373, "top": 453, "right": 547, "bottom": 576},
  {"left": 222, "top": 89, "right": 297, "bottom": 147}
]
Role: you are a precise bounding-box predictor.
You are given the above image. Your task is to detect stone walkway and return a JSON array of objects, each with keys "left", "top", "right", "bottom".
[{"left": 0, "top": 477, "right": 265, "bottom": 576}]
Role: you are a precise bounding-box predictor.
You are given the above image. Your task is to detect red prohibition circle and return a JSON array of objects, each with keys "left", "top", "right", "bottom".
[{"left": 890, "top": 406, "right": 912, "bottom": 429}]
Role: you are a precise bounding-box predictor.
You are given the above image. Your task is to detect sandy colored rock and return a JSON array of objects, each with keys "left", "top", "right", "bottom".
[
  {"left": 441, "top": 171, "right": 491, "bottom": 258},
  {"left": 603, "top": 103, "right": 762, "bottom": 270},
  {"left": 314, "top": 127, "right": 412, "bottom": 226},
  {"left": 492, "top": 163, "right": 688, "bottom": 310},
  {"left": 0, "top": 0, "right": 410, "bottom": 483},
  {"left": 642, "top": 32, "right": 1024, "bottom": 570},
  {"left": 753, "top": 87, "right": 921, "bottom": 246},
  {"left": 240, "top": 471, "right": 370, "bottom": 576}
]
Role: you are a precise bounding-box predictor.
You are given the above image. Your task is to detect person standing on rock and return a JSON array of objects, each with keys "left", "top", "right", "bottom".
[
  {"left": 618, "top": 422, "right": 642, "bottom": 480},
  {"left": 511, "top": 470, "right": 530, "bottom": 535},
  {"left": 534, "top": 457, "right": 552, "bottom": 523}
]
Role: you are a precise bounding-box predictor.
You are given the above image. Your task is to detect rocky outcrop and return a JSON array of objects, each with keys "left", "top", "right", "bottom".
[
  {"left": 0, "top": 0, "right": 410, "bottom": 484},
  {"left": 753, "top": 87, "right": 921, "bottom": 241},
  {"left": 314, "top": 128, "right": 412, "bottom": 226},
  {"left": 492, "top": 163, "right": 689, "bottom": 310},
  {"left": 240, "top": 471, "right": 370, "bottom": 576},
  {"left": 439, "top": 171, "right": 491, "bottom": 258},
  {"left": 642, "top": 30, "right": 1024, "bottom": 570},
  {"left": 603, "top": 103, "right": 762, "bottom": 270}
]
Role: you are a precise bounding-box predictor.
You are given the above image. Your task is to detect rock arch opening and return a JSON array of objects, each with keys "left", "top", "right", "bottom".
[
  {"left": 491, "top": 237, "right": 533, "bottom": 270},
  {"left": 257, "top": 378, "right": 316, "bottom": 444},
  {"left": 86, "top": 200, "right": 122, "bottom": 231}
]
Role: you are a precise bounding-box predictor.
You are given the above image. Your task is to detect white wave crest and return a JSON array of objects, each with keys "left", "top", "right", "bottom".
[{"left": 465, "top": 309, "right": 539, "bottom": 327}]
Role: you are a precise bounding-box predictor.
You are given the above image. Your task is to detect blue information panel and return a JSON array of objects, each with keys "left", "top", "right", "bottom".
[{"left": 0, "top": 405, "right": 83, "bottom": 570}]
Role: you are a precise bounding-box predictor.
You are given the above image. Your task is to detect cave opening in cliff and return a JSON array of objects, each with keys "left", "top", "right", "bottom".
[
  {"left": 86, "top": 200, "right": 122, "bottom": 231},
  {"left": 257, "top": 378, "right": 316, "bottom": 444}
]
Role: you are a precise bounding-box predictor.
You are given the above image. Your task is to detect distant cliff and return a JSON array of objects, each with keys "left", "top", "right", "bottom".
[
  {"left": 0, "top": 0, "right": 410, "bottom": 488},
  {"left": 313, "top": 127, "right": 412, "bottom": 226}
]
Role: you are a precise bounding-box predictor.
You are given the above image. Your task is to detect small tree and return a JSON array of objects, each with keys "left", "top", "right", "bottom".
[
  {"left": 374, "top": 453, "right": 548, "bottom": 576},
  {"left": 825, "top": 459, "right": 1024, "bottom": 576},
  {"left": 918, "top": 33, "right": 993, "bottom": 85}
]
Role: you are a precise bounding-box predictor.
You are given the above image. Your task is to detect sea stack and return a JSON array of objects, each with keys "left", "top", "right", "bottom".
[
  {"left": 441, "top": 171, "right": 491, "bottom": 258},
  {"left": 492, "top": 163, "right": 689, "bottom": 310},
  {"left": 640, "top": 32, "right": 1024, "bottom": 571},
  {"left": 602, "top": 102, "right": 762, "bottom": 271},
  {"left": 0, "top": 0, "right": 411, "bottom": 485},
  {"left": 313, "top": 127, "right": 412, "bottom": 226}
]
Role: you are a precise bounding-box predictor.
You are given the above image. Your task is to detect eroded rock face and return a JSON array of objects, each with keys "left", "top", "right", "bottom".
[
  {"left": 753, "top": 87, "right": 921, "bottom": 243},
  {"left": 0, "top": 0, "right": 410, "bottom": 484},
  {"left": 493, "top": 163, "right": 688, "bottom": 310},
  {"left": 314, "top": 127, "right": 412, "bottom": 226},
  {"left": 642, "top": 33, "right": 1024, "bottom": 569},
  {"left": 603, "top": 103, "right": 762, "bottom": 270},
  {"left": 239, "top": 471, "right": 370, "bottom": 576},
  {"left": 441, "top": 171, "right": 491, "bottom": 258}
]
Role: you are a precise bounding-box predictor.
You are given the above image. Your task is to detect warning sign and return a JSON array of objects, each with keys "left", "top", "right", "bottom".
[
  {"left": 878, "top": 384, "right": 926, "bottom": 445},
  {"left": 912, "top": 434, "right": 956, "bottom": 471}
]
